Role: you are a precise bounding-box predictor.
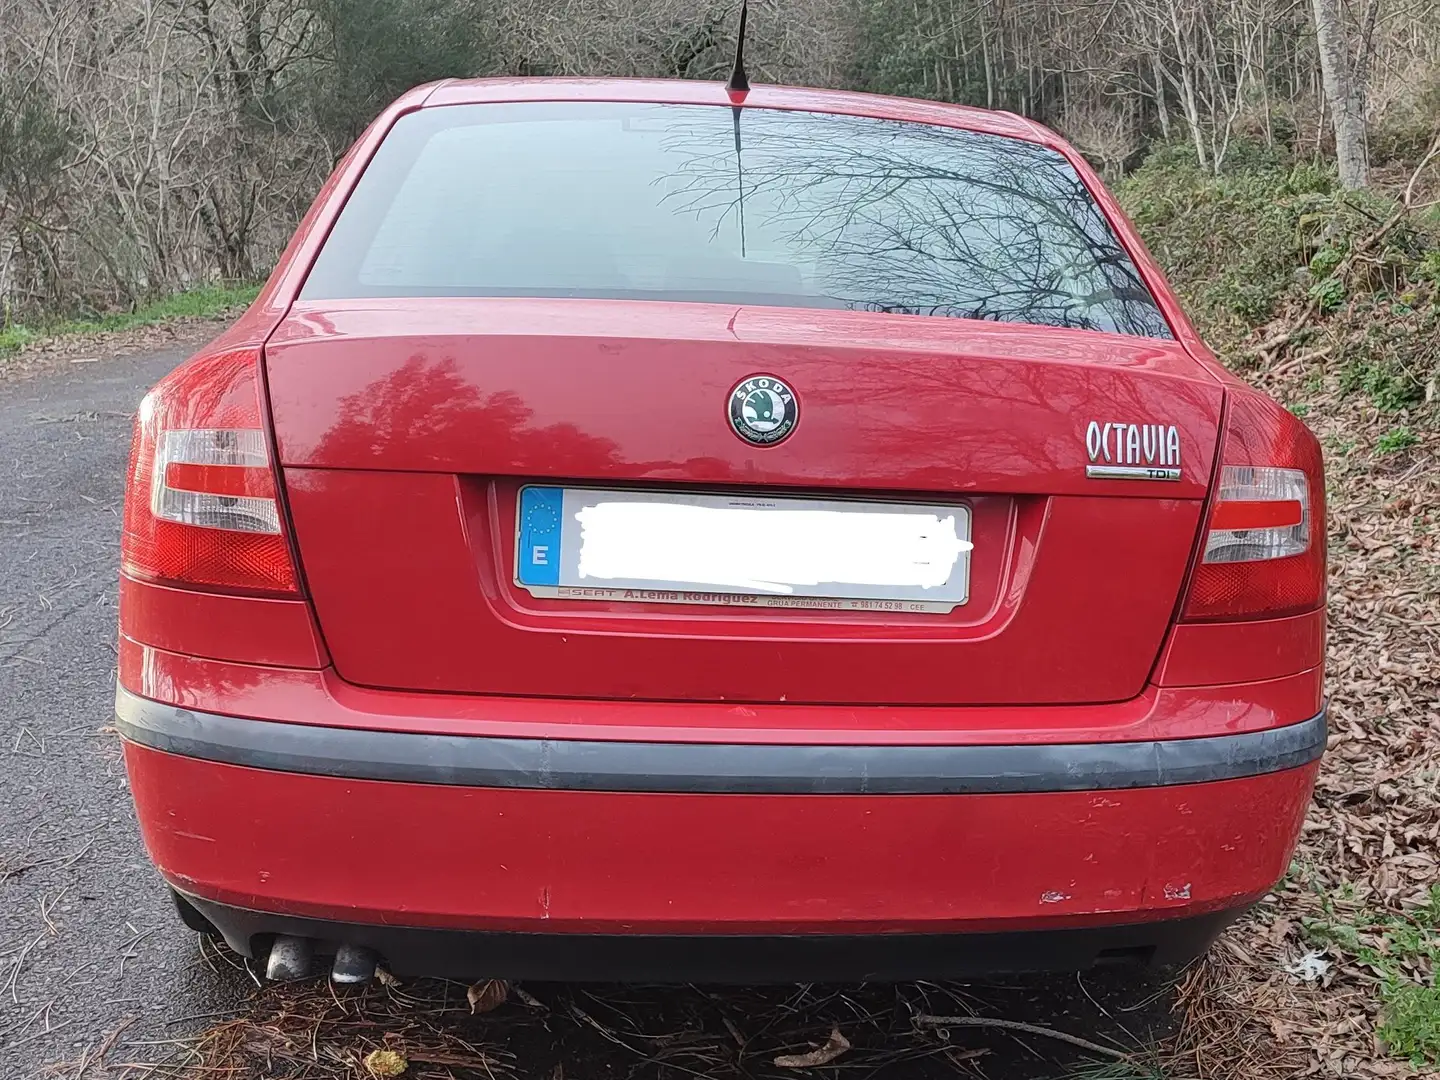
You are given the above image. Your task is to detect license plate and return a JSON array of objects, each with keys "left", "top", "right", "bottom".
[{"left": 514, "top": 486, "right": 972, "bottom": 612}]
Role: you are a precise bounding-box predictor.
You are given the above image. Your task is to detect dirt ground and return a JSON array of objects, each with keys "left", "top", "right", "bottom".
[{"left": 102, "top": 962, "right": 1194, "bottom": 1079}]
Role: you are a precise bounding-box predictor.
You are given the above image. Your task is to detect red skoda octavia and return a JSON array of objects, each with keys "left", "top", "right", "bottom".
[{"left": 117, "top": 78, "right": 1326, "bottom": 984}]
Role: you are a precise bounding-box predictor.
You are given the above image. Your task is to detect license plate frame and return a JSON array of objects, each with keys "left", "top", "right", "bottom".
[{"left": 514, "top": 486, "right": 972, "bottom": 613}]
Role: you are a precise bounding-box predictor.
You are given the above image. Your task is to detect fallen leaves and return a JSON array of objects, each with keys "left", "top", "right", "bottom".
[
  {"left": 773, "top": 1027, "right": 851, "bottom": 1067},
  {"left": 468, "top": 978, "right": 509, "bottom": 1014}
]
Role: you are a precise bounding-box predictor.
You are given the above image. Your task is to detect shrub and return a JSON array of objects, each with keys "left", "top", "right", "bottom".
[{"left": 1118, "top": 146, "right": 1440, "bottom": 378}]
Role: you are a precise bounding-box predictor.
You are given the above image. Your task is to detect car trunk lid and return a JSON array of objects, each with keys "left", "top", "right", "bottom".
[{"left": 265, "top": 298, "right": 1222, "bottom": 706}]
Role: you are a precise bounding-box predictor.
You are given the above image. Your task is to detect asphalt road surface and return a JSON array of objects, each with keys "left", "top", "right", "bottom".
[{"left": 0, "top": 340, "right": 252, "bottom": 1076}]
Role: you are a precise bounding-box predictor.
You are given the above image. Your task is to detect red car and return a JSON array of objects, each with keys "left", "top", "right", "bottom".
[{"left": 117, "top": 78, "right": 1326, "bottom": 984}]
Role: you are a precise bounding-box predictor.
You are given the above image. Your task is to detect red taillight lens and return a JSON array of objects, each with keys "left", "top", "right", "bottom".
[
  {"left": 121, "top": 348, "right": 300, "bottom": 596},
  {"left": 1181, "top": 393, "right": 1325, "bottom": 622}
]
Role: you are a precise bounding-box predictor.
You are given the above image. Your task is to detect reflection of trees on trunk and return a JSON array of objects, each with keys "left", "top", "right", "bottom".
[
  {"left": 657, "top": 109, "right": 1170, "bottom": 338},
  {"left": 313, "top": 355, "right": 623, "bottom": 473}
]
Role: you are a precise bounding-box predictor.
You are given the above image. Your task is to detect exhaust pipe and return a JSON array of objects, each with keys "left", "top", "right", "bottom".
[
  {"left": 264, "top": 935, "right": 314, "bottom": 982},
  {"left": 331, "top": 943, "right": 379, "bottom": 985}
]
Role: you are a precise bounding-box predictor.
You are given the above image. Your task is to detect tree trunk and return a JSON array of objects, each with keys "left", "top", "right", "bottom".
[
  {"left": 979, "top": 4, "right": 994, "bottom": 109},
  {"left": 1311, "top": 0, "right": 1368, "bottom": 188},
  {"left": 1151, "top": 52, "right": 1170, "bottom": 140},
  {"left": 1177, "top": 61, "right": 1207, "bottom": 170}
]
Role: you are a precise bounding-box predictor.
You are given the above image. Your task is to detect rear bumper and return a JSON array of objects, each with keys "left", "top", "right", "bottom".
[
  {"left": 119, "top": 689, "right": 1322, "bottom": 978},
  {"left": 116, "top": 687, "right": 1325, "bottom": 794}
]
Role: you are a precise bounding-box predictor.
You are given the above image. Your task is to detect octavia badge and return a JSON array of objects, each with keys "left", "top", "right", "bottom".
[
  {"left": 729, "top": 375, "right": 798, "bottom": 446},
  {"left": 1085, "top": 421, "right": 1181, "bottom": 480}
]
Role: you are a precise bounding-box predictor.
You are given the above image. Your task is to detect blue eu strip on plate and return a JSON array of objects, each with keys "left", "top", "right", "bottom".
[{"left": 516, "top": 486, "right": 563, "bottom": 587}]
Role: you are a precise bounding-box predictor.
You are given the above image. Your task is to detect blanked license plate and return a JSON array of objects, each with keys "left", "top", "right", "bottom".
[{"left": 514, "top": 486, "right": 972, "bottom": 612}]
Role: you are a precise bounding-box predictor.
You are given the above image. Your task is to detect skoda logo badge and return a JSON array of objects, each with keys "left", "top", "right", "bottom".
[{"left": 728, "top": 375, "right": 798, "bottom": 446}]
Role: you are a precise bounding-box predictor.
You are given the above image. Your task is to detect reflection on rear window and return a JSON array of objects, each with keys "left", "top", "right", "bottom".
[{"left": 302, "top": 102, "right": 1172, "bottom": 338}]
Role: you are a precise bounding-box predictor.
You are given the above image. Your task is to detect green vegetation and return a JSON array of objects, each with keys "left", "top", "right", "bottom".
[
  {"left": 1116, "top": 141, "right": 1440, "bottom": 422},
  {"left": 1117, "top": 147, "right": 1341, "bottom": 343},
  {"left": 1310, "top": 246, "right": 1346, "bottom": 278},
  {"left": 0, "top": 283, "right": 258, "bottom": 358},
  {"left": 1417, "top": 249, "right": 1440, "bottom": 286},
  {"left": 0, "top": 325, "right": 37, "bottom": 353},
  {"left": 1309, "top": 275, "right": 1347, "bottom": 313},
  {"left": 1383, "top": 985, "right": 1440, "bottom": 1063},
  {"left": 1338, "top": 357, "right": 1426, "bottom": 412},
  {"left": 1377, "top": 425, "right": 1420, "bottom": 453},
  {"left": 1304, "top": 887, "right": 1440, "bottom": 1063}
]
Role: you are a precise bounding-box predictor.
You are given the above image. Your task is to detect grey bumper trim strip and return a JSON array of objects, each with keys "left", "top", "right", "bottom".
[{"left": 114, "top": 688, "right": 1326, "bottom": 795}]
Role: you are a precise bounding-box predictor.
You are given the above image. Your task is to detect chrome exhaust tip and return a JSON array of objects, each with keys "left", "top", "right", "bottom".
[
  {"left": 331, "top": 943, "right": 379, "bottom": 985},
  {"left": 264, "top": 935, "right": 315, "bottom": 982}
]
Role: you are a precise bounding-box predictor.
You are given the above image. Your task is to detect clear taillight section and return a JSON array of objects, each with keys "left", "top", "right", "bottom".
[
  {"left": 1181, "top": 394, "right": 1325, "bottom": 622},
  {"left": 121, "top": 348, "right": 300, "bottom": 596},
  {"left": 1201, "top": 465, "right": 1309, "bottom": 563},
  {"left": 153, "top": 429, "right": 282, "bottom": 533}
]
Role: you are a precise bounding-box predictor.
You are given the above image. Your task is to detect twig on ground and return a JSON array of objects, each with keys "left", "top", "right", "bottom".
[
  {"left": 4, "top": 933, "right": 44, "bottom": 1004},
  {"left": 912, "top": 1014, "right": 1135, "bottom": 1063},
  {"left": 1401, "top": 128, "right": 1440, "bottom": 208},
  {"left": 73, "top": 1017, "right": 134, "bottom": 1080}
]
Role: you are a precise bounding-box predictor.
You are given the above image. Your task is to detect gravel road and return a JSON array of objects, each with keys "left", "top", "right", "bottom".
[{"left": 0, "top": 339, "right": 252, "bottom": 1077}]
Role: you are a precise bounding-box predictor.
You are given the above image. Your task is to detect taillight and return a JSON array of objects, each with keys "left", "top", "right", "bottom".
[
  {"left": 1203, "top": 466, "right": 1309, "bottom": 559},
  {"left": 121, "top": 348, "right": 300, "bottom": 596},
  {"left": 1181, "top": 393, "right": 1325, "bottom": 621}
]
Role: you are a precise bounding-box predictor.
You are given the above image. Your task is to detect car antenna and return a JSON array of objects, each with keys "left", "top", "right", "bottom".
[
  {"left": 726, "top": 0, "right": 749, "bottom": 95},
  {"left": 727, "top": 0, "right": 749, "bottom": 256}
]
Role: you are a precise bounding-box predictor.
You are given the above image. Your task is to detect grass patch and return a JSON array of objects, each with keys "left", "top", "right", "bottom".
[
  {"left": 0, "top": 325, "right": 38, "bottom": 353},
  {"left": 0, "top": 282, "right": 259, "bottom": 357},
  {"left": 1377, "top": 425, "right": 1420, "bottom": 454},
  {"left": 1304, "top": 886, "right": 1440, "bottom": 1063}
]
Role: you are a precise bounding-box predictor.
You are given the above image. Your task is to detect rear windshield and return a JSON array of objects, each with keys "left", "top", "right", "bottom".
[{"left": 302, "top": 102, "right": 1171, "bottom": 338}]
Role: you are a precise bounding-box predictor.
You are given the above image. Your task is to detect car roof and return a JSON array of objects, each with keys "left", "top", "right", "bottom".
[{"left": 419, "top": 78, "right": 1059, "bottom": 149}]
